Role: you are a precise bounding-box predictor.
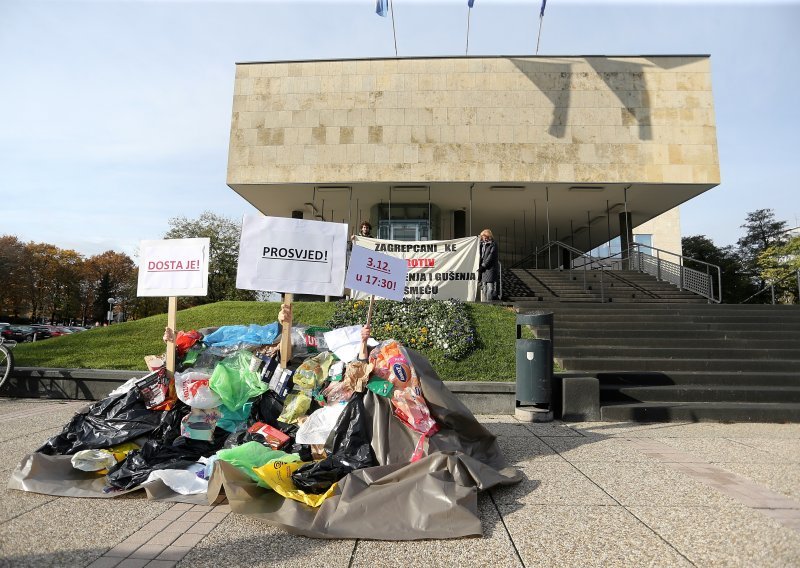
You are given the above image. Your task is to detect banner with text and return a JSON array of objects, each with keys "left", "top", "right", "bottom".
[
  {"left": 137, "top": 238, "right": 210, "bottom": 297},
  {"left": 351, "top": 236, "right": 479, "bottom": 301},
  {"left": 236, "top": 215, "right": 348, "bottom": 296}
]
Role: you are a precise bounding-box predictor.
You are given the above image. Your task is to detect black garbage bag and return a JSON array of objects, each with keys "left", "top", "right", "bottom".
[
  {"left": 222, "top": 428, "right": 267, "bottom": 449},
  {"left": 291, "top": 392, "right": 376, "bottom": 494},
  {"left": 37, "top": 388, "right": 172, "bottom": 456},
  {"left": 249, "top": 391, "right": 284, "bottom": 425},
  {"left": 106, "top": 427, "right": 228, "bottom": 491}
]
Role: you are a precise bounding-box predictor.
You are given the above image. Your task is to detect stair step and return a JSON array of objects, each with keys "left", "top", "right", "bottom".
[
  {"left": 560, "top": 357, "right": 800, "bottom": 373},
  {"left": 599, "top": 402, "right": 800, "bottom": 423},
  {"left": 601, "top": 385, "right": 800, "bottom": 404},
  {"left": 553, "top": 329, "right": 796, "bottom": 340},
  {"left": 594, "top": 371, "right": 800, "bottom": 387},
  {"left": 555, "top": 337, "right": 799, "bottom": 349},
  {"left": 556, "top": 346, "right": 800, "bottom": 360}
]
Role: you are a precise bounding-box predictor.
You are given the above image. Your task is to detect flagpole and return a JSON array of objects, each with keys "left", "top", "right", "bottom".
[
  {"left": 535, "top": 15, "right": 544, "bottom": 55},
  {"left": 466, "top": 7, "right": 471, "bottom": 55},
  {"left": 390, "top": 0, "right": 398, "bottom": 57}
]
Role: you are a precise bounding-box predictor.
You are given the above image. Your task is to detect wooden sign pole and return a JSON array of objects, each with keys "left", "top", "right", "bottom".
[
  {"left": 280, "top": 292, "right": 294, "bottom": 367},
  {"left": 166, "top": 296, "right": 177, "bottom": 377},
  {"left": 359, "top": 294, "right": 375, "bottom": 357}
]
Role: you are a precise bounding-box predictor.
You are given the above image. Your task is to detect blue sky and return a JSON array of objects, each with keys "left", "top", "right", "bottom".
[{"left": 1, "top": 0, "right": 798, "bottom": 258}]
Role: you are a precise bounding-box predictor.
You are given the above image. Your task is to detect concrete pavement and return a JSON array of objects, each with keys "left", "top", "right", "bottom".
[{"left": 1, "top": 398, "right": 799, "bottom": 567}]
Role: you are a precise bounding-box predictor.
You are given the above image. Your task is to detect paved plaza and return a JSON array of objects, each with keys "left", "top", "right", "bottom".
[{"left": 1, "top": 397, "right": 799, "bottom": 567}]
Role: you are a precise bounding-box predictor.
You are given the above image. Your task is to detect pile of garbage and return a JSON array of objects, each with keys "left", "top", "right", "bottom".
[{"left": 9, "top": 319, "right": 521, "bottom": 540}]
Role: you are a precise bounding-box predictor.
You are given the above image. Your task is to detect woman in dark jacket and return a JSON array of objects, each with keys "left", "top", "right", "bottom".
[{"left": 478, "top": 229, "right": 499, "bottom": 301}]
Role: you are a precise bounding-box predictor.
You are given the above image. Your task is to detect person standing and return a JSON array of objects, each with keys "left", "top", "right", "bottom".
[{"left": 478, "top": 229, "right": 500, "bottom": 302}]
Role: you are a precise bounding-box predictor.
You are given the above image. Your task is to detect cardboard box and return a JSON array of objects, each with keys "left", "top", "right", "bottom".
[{"left": 247, "top": 421, "right": 290, "bottom": 450}]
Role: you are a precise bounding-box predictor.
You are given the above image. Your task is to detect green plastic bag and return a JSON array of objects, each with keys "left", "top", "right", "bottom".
[
  {"left": 209, "top": 350, "right": 269, "bottom": 411},
  {"left": 217, "top": 442, "right": 296, "bottom": 487}
]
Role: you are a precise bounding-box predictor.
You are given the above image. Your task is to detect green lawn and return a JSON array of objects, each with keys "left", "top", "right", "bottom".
[{"left": 12, "top": 301, "right": 517, "bottom": 381}]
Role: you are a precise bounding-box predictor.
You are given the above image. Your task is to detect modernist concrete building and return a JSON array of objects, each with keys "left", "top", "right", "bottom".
[{"left": 226, "top": 55, "right": 719, "bottom": 267}]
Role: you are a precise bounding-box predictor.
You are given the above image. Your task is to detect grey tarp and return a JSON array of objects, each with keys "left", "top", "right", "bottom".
[{"left": 8, "top": 349, "right": 522, "bottom": 539}]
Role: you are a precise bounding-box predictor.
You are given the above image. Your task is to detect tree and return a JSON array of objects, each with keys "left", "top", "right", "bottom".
[
  {"left": 682, "top": 235, "right": 756, "bottom": 304},
  {"left": 0, "top": 235, "right": 27, "bottom": 319},
  {"left": 757, "top": 235, "right": 800, "bottom": 304},
  {"left": 84, "top": 251, "right": 136, "bottom": 324},
  {"left": 164, "top": 211, "right": 256, "bottom": 303},
  {"left": 737, "top": 209, "right": 788, "bottom": 292}
]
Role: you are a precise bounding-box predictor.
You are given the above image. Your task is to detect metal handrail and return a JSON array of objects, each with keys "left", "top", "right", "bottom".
[
  {"left": 530, "top": 240, "right": 610, "bottom": 302},
  {"left": 739, "top": 269, "right": 800, "bottom": 304},
  {"left": 628, "top": 243, "right": 722, "bottom": 303},
  {"left": 509, "top": 240, "right": 723, "bottom": 304}
]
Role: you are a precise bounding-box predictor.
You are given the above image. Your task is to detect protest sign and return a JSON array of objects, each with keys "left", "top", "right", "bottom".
[
  {"left": 345, "top": 245, "right": 408, "bottom": 301},
  {"left": 236, "top": 215, "right": 347, "bottom": 296},
  {"left": 352, "top": 236, "right": 479, "bottom": 301},
  {"left": 137, "top": 238, "right": 210, "bottom": 297}
]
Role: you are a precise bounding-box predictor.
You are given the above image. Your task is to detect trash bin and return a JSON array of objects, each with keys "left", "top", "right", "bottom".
[{"left": 515, "top": 311, "right": 554, "bottom": 410}]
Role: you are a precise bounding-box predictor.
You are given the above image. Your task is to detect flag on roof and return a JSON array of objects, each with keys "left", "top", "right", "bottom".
[
  {"left": 540, "top": 0, "right": 547, "bottom": 18},
  {"left": 376, "top": 0, "right": 388, "bottom": 17}
]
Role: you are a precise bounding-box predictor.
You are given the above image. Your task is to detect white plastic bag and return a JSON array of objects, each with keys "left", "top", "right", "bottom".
[
  {"left": 145, "top": 464, "right": 208, "bottom": 495},
  {"left": 295, "top": 403, "right": 346, "bottom": 445},
  {"left": 71, "top": 449, "right": 117, "bottom": 472},
  {"left": 174, "top": 370, "right": 222, "bottom": 409}
]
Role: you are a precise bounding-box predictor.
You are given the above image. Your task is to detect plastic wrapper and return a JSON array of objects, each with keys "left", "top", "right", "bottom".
[
  {"left": 136, "top": 367, "right": 177, "bottom": 411},
  {"left": 369, "top": 340, "right": 437, "bottom": 435},
  {"left": 106, "top": 432, "right": 226, "bottom": 491},
  {"left": 175, "top": 370, "right": 222, "bottom": 409},
  {"left": 292, "top": 351, "right": 335, "bottom": 392},
  {"left": 278, "top": 391, "right": 311, "bottom": 424},
  {"left": 295, "top": 404, "right": 346, "bottom": 445},
  {"left": 209, "top": 350, "right": 269, "bottom": 411},
  {"left": 175, "top": 330, "right": 203, "bottom": 357},
  {"left": 291, "top": 326, "right": 331, "bottom": 358},
  {"left": 37, "top": 388, "right": 172, "bottom": 456},
  {"left": 216, "top": 441, "right": 287, "bottom": 487},
  {"left": 181, "top": 407, "right": 222, "bottom": 441},
  {"left": 366, "top": 378, "right": 394, "bottom": 398},
  {"left": 291, "top": 392, "right": 376, "bottom": 494}
]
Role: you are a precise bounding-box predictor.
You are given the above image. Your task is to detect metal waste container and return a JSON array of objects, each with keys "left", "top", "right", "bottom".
[{"left": 516, "top": 311, "right": 554, "bottom": 408}]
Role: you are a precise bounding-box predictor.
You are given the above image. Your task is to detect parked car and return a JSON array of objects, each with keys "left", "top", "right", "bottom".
[
  {"left": 1, "top": 325, "right": 35, "bottom": 342},
  {"left": 29, "top": 325, "right": 53, "bottom": 341},
  {"left": 39, "top": 325, "right": 71, "bottom": 337},
  {"left": 66, "top": 326, "right": 86, "bottom": 333}
]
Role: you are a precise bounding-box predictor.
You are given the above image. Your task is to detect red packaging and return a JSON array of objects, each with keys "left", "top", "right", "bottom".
[{"left": 247, "top": 421, "right": 290, "bottom": 450}]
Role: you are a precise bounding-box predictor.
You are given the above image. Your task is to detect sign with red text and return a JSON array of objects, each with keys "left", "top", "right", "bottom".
[
  {"left": 137, "top": 238, "right": 210, "bottom": 297},
  {"left": 236, "top": 215, "right": 348, "bottom": 296},
  {"left": 351, "top": 236, "right": 479, "bottom": 301},
  {"left": 345, "top": 245, "right": 408, "bottom": 301}
]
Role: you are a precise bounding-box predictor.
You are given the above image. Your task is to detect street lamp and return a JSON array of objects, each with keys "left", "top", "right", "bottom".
[{"left": 107, "top": 297, "right": 116, "bottom": 325}]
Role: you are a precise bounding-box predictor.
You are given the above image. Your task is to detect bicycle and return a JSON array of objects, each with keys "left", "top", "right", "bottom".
[{"left": 0, "top": 337, "right": 15, "bottom": 390}]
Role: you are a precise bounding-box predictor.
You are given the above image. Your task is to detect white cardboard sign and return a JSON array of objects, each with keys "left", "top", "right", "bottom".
[
  {"left": 137, "top": 238, "right": 210, "bottom": 297},
  {"left": 345, "top": 245, "right": 408, "bottom": 301},
  {"left": 236, "top": 215, "right": 348, "bottom": 296}
]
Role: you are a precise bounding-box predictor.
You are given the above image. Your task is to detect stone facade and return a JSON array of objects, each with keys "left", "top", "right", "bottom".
[{"left": 228, "top": 56, "right": 719, "bottom": 187}]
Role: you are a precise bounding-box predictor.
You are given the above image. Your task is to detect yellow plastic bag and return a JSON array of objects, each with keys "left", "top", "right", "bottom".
[{"left": 252, "top": 458, "right": 337, "bottom": 508}]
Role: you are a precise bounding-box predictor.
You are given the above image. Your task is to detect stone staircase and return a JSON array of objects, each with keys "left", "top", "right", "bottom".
[
  {"left": 514, "top": 300, "right": 800, "bottom": 423},
  {"left": 505, "top": 268, "right": 708, "bottom": 303}
]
